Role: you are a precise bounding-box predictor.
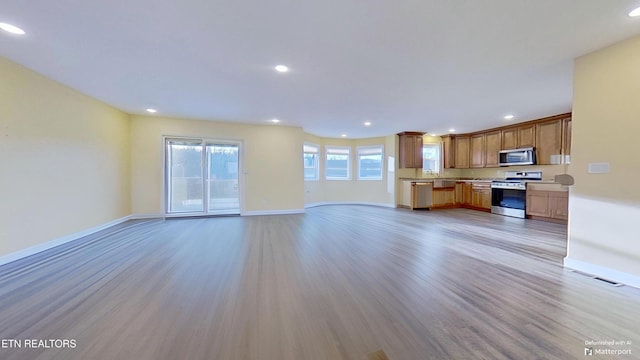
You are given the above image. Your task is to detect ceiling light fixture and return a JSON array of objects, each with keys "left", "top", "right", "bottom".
[
  {"left": 0, "top": 22, "right": 26, "bottom": 35},
  {"left": 146, "top": 108, "right": 157, "bottom": 113},
  {"left": 629, "top": 6, "right": 640, "bottom": 17},
  {"left": 274, "top": 65, "right": 289, "bottom": 73},
  {"left": 504, "top": 114, "right": 515, "bottom": 120},
  {"left": 364, "top": 121, "right": 372, "bottom": 126},
  {"left": 448, "top": 128, "right": 456, "bottom": 133},
  {"left": 431, "top": 134, "right": 438, "bottom": 137},
  {"left": 271, "top": 118, "right": 281, "bottom": 123}
]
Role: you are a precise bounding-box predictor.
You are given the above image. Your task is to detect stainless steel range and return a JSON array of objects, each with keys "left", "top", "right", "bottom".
[{"left": 491, "top": 171, "right": 542, "bottom": 218}]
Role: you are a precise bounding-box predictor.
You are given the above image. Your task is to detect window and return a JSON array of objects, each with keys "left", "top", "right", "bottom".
[
  {"left": 423, "top": 143, "right": 442, "bottom": 174},
  {"left": 357, "top": 145, "right": 383, "bottom": 180},
  {"left": 325, "top": 146, "right": 351, "bottom": 180},
  {"left": 303, "top": 143, "right": 319, "bottom": 181}
]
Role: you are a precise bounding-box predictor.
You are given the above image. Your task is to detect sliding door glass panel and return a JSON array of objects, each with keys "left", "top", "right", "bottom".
[
  {"left": 167, "top": 140, "right": 204, "bottom": 213},
  {"left": 207, "top": 144, "right": 240, "bottom": 214}
]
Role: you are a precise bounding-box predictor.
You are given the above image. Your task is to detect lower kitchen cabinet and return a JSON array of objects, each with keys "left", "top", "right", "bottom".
[
  {"left": 526, "top": 189, "right": 568, "bottom": 221},
  {"left": 471, "top": 182, "right": 491, "bottom": 210},
  {"left": 454, "top": 181, "right": 490, "bottom": 211},
  {"left": 455, "top": 182, "right": 473, "bottom": 206},
  {"left": 432, "top": 188, "right": 456, "bottom": 208},
  {"left": 463, "top": 183, "right": 473, "bottom": 206}
]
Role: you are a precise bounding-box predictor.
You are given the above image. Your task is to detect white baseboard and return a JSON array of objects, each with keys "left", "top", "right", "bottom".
[
  {"left": 564, "top": 257, "right": 640, "bottom": 289},
  {"left": 0, "top": 215, "right": 132, "bottom": 267},
  {"left": 304, "top": 201, "right": 396, "bottom": 209},
  {"left": 130, "top": 213, "right": 165, "bottom": 219},
  {"left": 242, "top": 209, "right": 306, "bottom": 216}
]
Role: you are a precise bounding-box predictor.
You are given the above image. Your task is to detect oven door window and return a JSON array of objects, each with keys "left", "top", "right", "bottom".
[{"left": 491, "top": 188, "right": 526, "bottom": 210}]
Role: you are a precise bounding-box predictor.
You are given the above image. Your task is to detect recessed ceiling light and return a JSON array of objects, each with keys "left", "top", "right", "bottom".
[
  {"left": 0, "top": 23, "right": 26, "bottom": 35},
  {"left": 271, "top": 118, "right": 281, "bottom": 123},
  {"left": 341, "top": 134, "right": 347, "bottom": 137},
  {"left": 146, "top": 108, "right": 157, "bottom": 113},
  {"left": 448, "top": 128, "right": 456, "bottom": 133},
  {"left": 504, "top": 114, "right": 515, "bottom": 120},
  {"left": 274, "top": 65, "right": 289, "bottom": 73},
  {"left": 629, "top": 7, "right": 640, "bottom": 17},
  {"left": 364, "top": 121, "right": 372, "bottom": 126}
]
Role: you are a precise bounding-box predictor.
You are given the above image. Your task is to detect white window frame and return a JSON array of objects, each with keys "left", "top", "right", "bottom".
[
  {"left": 357, "top": 145, "right": 384, "bottom": 180},
  {"left": 423, "top": 142, "right": 442, "bottom": 175},
  {"left": 303, "top": 143, "right": 320, "bottom": 181},
  {"left": 325, "top": 146, "right": 351, "bottom": 180}
]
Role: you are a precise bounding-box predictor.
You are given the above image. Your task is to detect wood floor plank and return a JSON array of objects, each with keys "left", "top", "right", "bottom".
[{"left": 0, "top": 206, "right": 638, "bottom": 359}]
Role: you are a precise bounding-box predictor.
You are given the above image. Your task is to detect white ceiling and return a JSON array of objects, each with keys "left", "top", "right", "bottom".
[{"left": 2, "top": 1, "right": 640, "bottom": 138}]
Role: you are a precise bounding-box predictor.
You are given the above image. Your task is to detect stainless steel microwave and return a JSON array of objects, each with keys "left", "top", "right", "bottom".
[{"left": 498, "top": 147, "right": 536, "bottom": 166}]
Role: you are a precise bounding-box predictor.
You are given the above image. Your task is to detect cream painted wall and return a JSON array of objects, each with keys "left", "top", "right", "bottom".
[
  {"left": 0, "top": 57, "right": 131, "bottom": 257},
  {"left": 567, "top": 34, "right": 640, "bottom": 286},
  {"left": 130, "top": 116, "right": 304, "bottom": 215},
  {"left": 303, "top": 134, "right": 395, "bottom": 206}
]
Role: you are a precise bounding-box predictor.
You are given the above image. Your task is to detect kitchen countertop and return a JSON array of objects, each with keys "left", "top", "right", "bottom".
[{"left": 399, "top": 177, "right": 564, "bottom": 184}]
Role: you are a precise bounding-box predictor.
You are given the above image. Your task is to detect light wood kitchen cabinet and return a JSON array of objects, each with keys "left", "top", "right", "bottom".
[
  {"left": 471, "top": 182, "right": 491, "bottom": 210},
  {"left": 470, "top": 133, "right": 485, "bottom": 168},
  {"left": 484, "top": 130, "right": 501, "bottom": 167},
  {"left": 563, "top": 117, "right": 572, "bottom": 159},
  {"left": 526, "top": 189, "right": 568, "bottom": 222},
  {"left": 442, "top": 135, "right": 455, "bottom": 169},
  {"left": 455, "top": 181, "right": 473, "bottom": 206},
  {"left": 398, "top": 132, "right": 424, "bottom": 168},
  {"left": 526, "top": 191, "right": 550, "bottom": 217},
  {"left": 463, "top": 182, "right": 473, "bottom": 205},
  {"left": 501, "top": 127, "right": 518, "bottom": 150},
  {"left": 432, "top": 188, "right": 455, "bottom": 208},
  {"left": 454, "top": 135, "right": 470, "bottom": 169},
  {"left": 549, "top": 192, "right": 569, "bottom": 220},
  {"left": 502, "top": 124, "right": 535, "bottom": 150},
  {"left": 518, "top": 124, "right": 536, "bottom": 148},
  {"left": 535, "top": 119, "right": 563, "bottom": 165}
]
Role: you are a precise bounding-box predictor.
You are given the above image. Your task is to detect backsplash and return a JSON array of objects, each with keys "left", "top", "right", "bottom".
[
  {"left": 397, "top": 164, "right": 569, "bottom": 181},
  {"left": 458, "top": 164, "right": 569, "bottom": 181}
]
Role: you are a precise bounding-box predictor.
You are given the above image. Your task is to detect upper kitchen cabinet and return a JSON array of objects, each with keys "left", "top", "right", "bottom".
[
  {"left": 442, "top": 135, "right": 455, "bottom": 169},
  {"left": 502, "top": 124, "right": 535, "bottom": 150},
  {"left": 535, "top": 118, "right": 563, "bottom": 165},
  {"left": 440, "top": 112, "right": 571, "bottom": 169},
  {"left": 470, "top": 133, "right": 485, "bottom": 168},
  {"left": 398, "top": 132, "right": 424, "bottom": 168},
  {"left": 484, "top": 130, "right": 501, "bottom": 167},
  {"left": 454, "top": 135, "right": 470, "bottom": 169},
  {"left": 563, "top": 117, "right": 572, "bottom": 159}
]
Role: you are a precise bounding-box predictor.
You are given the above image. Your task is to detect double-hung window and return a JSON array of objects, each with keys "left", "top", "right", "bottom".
[
  {"left": 303, "top": 143, "right": 320, "bottom": 181},
  {"left": 325, "top": 146, "right": 351, "bottom": 180},
  {"left": 423, "top": 143, "right": 442, "bottom": 174},
  {"left": 357, "top": 145, "right": 383, "bottom": 180}
]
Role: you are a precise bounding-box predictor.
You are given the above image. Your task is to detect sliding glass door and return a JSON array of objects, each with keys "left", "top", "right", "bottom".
[
  {"left": 206, "top": 144, "right": 239, "bottom": 213},
  {"left": 166, "top": 138, "right": 240, "bottom": 215}
]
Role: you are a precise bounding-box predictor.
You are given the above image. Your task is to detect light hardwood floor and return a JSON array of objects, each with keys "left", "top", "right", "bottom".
[{"left": 0, "top": 206, "right": 638, "bottom": 359}]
